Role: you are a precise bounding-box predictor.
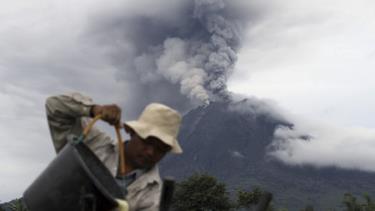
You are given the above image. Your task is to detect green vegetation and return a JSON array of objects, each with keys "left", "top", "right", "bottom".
[
  {"left": 0, "top": 198, "right": 28, "bottom": 211},
  {"left": 342, "top": 193, "right": 375, "bottom": 211},
  {"left": 171, "top": 173, "right": 274, "bottom": 210},
  {"left": 172, "top": 173, "right": 233, "bottom": 210},
  {"left": 170, "top": 173, "right": 375, "bottom": 211},
  {"left": 9, "top": 199, "right": 27, "bottom": 211},
  {"left": 236, "top": 186, "right": 263, "bottom": 208}
]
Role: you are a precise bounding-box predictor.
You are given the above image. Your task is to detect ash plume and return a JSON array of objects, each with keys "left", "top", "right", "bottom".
[{"left": 91, "top": 0, "right": 252, "bottom": 111}]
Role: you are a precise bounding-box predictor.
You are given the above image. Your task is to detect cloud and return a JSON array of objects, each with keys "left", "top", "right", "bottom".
[
  {"left": 230, "top": 150, "right": 245, "bottom": 159},
  {"left": 228, "top": 94, "right": 289, "bottom": 124},
  {"left": 227, "top": 93, "right": 375, "bottom": 173},
  {"left": 0, "top": 85, "right": 54, "bottom": 201},
  {"left": 0, "top": 0, "right": 141, "bottom": 116},
  {"left": 0, "top": 0, "right": 133, "bottom": 200},
  {"left": 223, "top": 0, "right": 375, "bottom": 172},
  {"left": 268, "top": 115, "right": 375, "bottom": 172},
  {"left": 228, "top": 0, "right": 375, "bottom": 128},
  {"left": 88, "top": 0, "right": 265, "bottom": 107}
]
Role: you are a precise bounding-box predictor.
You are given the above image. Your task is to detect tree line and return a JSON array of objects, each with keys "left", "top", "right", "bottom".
[{"left": 171, "top": 173, "right": 375, "bottom": 211}]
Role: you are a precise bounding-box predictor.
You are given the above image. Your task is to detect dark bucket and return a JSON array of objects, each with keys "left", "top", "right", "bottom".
[{"left": 23, "top": 141, "right": 124, "bottom": 211}]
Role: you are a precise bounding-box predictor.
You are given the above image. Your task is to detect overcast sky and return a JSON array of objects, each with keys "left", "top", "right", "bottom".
[{"left": 1, "top": 0, "right": 375, "bottom": 201}]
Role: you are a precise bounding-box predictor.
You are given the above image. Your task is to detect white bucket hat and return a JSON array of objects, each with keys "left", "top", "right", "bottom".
[{"left": 124, "top": 103, "right": 183, "bottom": 154}]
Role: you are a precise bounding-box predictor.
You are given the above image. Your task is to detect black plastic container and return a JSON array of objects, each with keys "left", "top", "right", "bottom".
[{"left": 23, "top": 141, "right": 124, "bottom": 211}]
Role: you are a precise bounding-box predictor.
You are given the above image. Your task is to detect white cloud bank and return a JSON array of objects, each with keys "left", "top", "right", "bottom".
[
  {"left": 227, "top": 0, "right": 375, "bottom": 172},
  {"left": 229, "top": 0, "right": 375, "bottom": 128},
  {"left": 268, "top": 115, "right": 375, "bottom": 172},
  {"left": 0, "top": 85, "right": 53, "bottom": 201}
]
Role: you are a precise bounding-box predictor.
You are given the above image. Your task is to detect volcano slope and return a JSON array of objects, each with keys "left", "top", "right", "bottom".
[{"left": 160, "top": 100, "right": 375, "bottom": 210}]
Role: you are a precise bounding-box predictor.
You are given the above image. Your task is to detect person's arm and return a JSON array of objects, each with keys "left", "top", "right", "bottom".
[{"left": 45, "top": 92, "right": 120, "bottom": 153}]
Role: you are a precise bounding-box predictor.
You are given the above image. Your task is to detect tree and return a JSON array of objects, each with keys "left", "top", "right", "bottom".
[
  {"left": 342, "top": 193, "right": 375, "bottom": 211},
  {"left": 0, "top": 199, "right": 28, "bottom": 211},
  {"left": 343, "top": 193, "right": 362, "bottom": 211},
  {"left": 171, "top": 173, "right": 233, "bottom": 211},
  {"left": 363, "top": 193, "right": 375, "bottom": 211},
  {"left": 236, "top": 187, "right": 262, "bottom": 209},
  {"left": 236, "top": 187, "right": 276, "bottom": 211}
]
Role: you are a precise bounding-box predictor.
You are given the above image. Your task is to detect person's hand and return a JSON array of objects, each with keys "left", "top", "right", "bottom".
[{"left": 91, "top": 104, "right": 122, "bottom": 126}]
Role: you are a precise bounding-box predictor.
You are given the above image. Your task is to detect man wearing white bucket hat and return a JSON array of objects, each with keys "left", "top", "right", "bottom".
[{"left": 46, "top": 92, "right": 183, "bottom": 211}]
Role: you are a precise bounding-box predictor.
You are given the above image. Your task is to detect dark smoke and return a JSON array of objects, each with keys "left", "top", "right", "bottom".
[{"left": 89, "top": 0, "right": 256, "bottom": 114}]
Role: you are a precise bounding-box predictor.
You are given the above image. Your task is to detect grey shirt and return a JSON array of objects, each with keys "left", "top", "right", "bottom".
[{"left": 45, "top": 92, "right": 161, "bottom": 211}]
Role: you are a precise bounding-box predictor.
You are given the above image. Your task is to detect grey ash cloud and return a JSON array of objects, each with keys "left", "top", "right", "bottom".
[{"left": 89, "top": 0, "right": 257, "bottom": 113}]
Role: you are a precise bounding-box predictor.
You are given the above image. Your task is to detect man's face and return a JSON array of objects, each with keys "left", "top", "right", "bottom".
[{"left": 125, "top": 132, "right": 171, "bottom": 169}]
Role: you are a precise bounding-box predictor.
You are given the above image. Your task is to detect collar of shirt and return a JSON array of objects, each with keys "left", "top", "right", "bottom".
[{"left": 113, "top": 141, "right": 161, "bottom": 193}]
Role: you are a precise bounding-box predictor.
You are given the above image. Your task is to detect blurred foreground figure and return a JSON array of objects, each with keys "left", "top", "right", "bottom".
[{"left": 46, "top": 92, "right": 183, "bottom": 211}]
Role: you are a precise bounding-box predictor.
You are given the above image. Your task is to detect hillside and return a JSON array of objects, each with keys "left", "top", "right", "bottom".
[{"left": 160, "top": 100, "right": 375, "bottom": 210}]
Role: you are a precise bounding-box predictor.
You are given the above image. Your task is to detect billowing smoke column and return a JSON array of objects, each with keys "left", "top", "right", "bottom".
[{"left": 120, "top": 0, "right": 246, "bottom": 105}]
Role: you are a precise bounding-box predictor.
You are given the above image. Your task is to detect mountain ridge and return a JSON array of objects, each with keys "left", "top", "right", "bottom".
[{"left": 161, "top": 100, "right": 375, "bottom": 210}]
